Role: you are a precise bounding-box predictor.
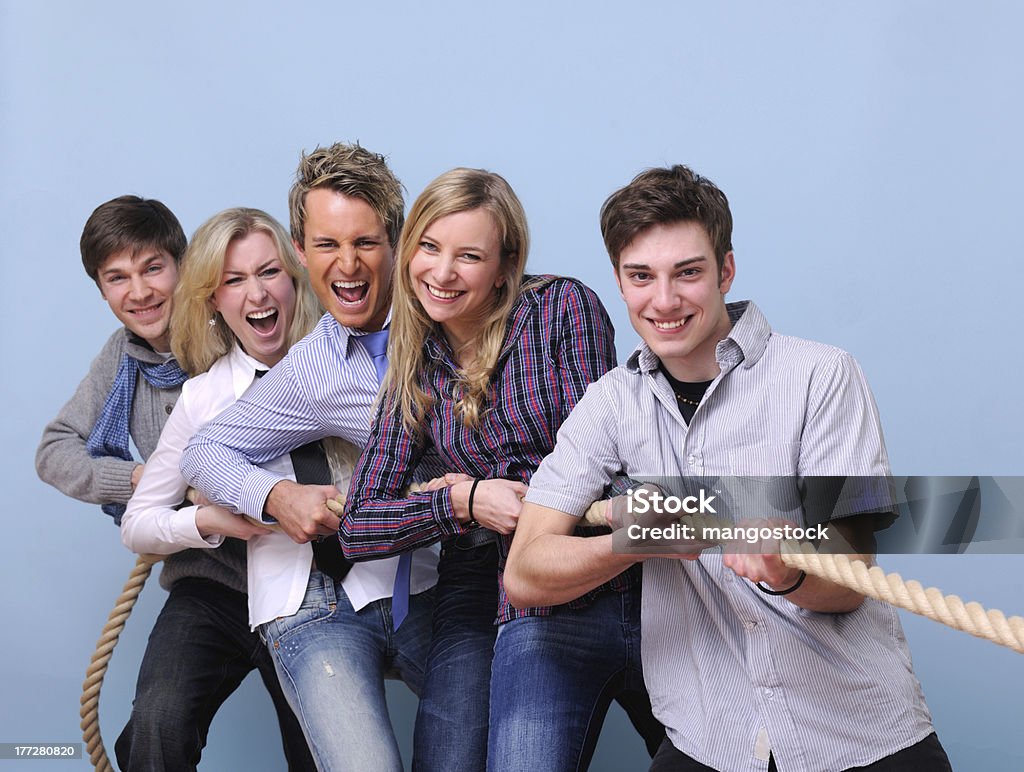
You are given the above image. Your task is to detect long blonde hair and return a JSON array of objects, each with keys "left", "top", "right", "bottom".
[
  {"left": 171, "top": 208, "right": 358, "bottom": 472},
  {"left": 387, "top": 168, "right": 532, "bottom": 432},
  {"left": 171, "top": 207, "right": 322, "bottom": 376}
]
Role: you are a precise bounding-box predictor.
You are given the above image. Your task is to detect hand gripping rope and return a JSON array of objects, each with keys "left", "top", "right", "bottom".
[
  {"left": 582, "top": 501, "right": 1024, "bottom": 654},
  {"left": 80, "top": 490, "right": 1023, "bottom": 771}
]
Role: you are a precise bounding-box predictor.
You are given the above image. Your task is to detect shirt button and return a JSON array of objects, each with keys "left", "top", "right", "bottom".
[
  {"left": 745, "top": 620, "right": 757, "bottom": 630},
  {"left": 164, "top": 404, "right": 173, "bottom": 415},
  {"left": 763, "top": 688, "right": 774, "bottom": 699},
  {"left": 687, "top": 455, "right": 697, "bottom": 466}
]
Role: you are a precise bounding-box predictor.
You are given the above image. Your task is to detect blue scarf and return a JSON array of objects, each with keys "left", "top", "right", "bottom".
[{"left": 86, "top": 352, "right": 188, "bottom": 524}]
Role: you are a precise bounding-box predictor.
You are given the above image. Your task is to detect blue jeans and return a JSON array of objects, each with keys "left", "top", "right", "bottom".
[
  {"left": 413, "top": 539, "right": 500, "bottom": 772},
  {"left": 114, "top": 577, "right": 315, "bottom": 772},
  {"left": 260, "top": 569, "right": 435, "bottom": 772},
  {"left": 488, "top": 587, "right": 664, "bottom": 772}
]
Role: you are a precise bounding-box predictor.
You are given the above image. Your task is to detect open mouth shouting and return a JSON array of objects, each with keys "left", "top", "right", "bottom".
[
  {"left": 246, "top": 307, "right": 280, "bottom": 335},
  {"left": 333, "top": 279, "right": 370, "bottom": 307}
]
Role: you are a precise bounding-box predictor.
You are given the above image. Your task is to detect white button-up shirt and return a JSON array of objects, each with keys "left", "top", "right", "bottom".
[{"left": 122, "top": 343, "right": 437, "bottom": 629}]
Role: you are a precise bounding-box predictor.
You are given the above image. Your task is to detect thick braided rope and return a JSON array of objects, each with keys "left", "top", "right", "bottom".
[
  {"left": 583, "top": 502, "right": 1024, "bottom": 655},
  {"left": 80, "top": 554, "right": 161, "bottom": 771},
  {"left": 778, "top": 541, "right": 1024, "bottom": 654},
  {"left": 85, "top": 490, "right": 1021, "bottom": 771},
  {"left": 80, "top": 483, "right": 391, "bottom": 771}
]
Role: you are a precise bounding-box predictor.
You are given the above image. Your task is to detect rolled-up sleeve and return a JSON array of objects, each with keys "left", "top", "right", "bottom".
[{"left": 526, "top": 377, "right": 622, "bottom": 518}]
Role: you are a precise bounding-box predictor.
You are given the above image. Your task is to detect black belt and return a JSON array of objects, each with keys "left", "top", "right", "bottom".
[{"left": 451, "top": 526, "right": 500, "bottom": 550}]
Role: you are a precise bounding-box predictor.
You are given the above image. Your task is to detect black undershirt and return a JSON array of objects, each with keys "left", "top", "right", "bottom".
[{"left": 659, "top": 366, "right": 712, "bottom": 423}]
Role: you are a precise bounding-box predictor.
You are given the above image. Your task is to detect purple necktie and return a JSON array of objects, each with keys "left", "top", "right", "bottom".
[{"left": 357, "top": 329, "right": 390, "bottom": 384}]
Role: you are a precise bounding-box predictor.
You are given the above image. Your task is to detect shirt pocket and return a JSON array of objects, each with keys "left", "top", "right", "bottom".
[
  {"left": 727, "top": 443, "right": 800, "bottom": 476},
  {"left": 725, "top": 443, "right": 803, "bottom": 521}
]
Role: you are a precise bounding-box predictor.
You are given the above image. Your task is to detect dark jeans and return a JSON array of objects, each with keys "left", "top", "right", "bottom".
[
  {"left": 413, "top": 538, "right": 500, "bottom": 772},
  {"left": 411, "top": 536, "right": 499, "bottom": 769},
  {"left": 649, "top": 732, "right": 951, "bottom": 771},
  {"left": 114, "top": 578, "right": 315, "bottom": 772},
  {"left": 488, "top": 585, "right": 664, "bottom": 772}
]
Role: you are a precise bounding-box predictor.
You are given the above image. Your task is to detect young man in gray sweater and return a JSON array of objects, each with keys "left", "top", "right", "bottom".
[{"left": 36, "top": 196, "right": 314, "bottom": 771}]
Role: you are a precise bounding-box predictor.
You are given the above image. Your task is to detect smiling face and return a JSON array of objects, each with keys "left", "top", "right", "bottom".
[
  {"left": 408, "top": 208, "right": 506, "bottom": 352},
  {"left": 295, "top": 188, "right": 393, "bottom": 332},
  {"left": 211, "top": 230, "right": 297, "bottom": 368},
  {"left": 616, "top": 220, "right": 735, "bottom": 382},
  {"left": 97, "top": 248, "right": 179, "bottom": 352}
]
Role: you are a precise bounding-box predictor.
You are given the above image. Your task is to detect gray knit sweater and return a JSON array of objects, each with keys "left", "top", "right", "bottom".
[{"left": 36, "top": 327, "right": 247, "bottom": 593}]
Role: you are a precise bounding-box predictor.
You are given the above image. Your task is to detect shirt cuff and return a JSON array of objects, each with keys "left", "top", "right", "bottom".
[
  {"left": 524, "top": 487, "right": 591, "bottom": 518},
  {"left": 95, "top": 457, "right": 138, "bottom": 506},
  {"left": 239, "top": 468, "right": 287, "bottom": 523},
  {"left": 431, "top": 487, "right": 466, "bottom": 538},
  {"left": 171, "top": 505, "right": 224, "bottom": 549}
]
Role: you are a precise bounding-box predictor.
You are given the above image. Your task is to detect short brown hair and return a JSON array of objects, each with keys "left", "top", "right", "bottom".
[
  {"left": 600, "top": 165, "right": 733, "bottom": 272},
  {"left": 288, "top": 142, "right": 404, "bottom": 250},
  {"left": 80, "top": 195, "right": 186, "bottom": 284}
]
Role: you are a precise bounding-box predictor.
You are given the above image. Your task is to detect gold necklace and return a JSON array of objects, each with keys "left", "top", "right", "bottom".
[{"left": 675, "top": 393, "right": 701, "bottom": 407}]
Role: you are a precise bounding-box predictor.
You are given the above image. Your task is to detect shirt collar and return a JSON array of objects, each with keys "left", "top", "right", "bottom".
[
  {"left": 626, "top": 300, "right": 770, "bottom": 374},
  {"left": 227, "top": 343, "right": 269, "bottom": 398},
  {"left": 334, "top": 307, "right": 394, "bottom": 360},
  {"left": 122, "top": 328, "right": 171, "bottom": 364},
  {"left": 497, "top": 276, "right": 551, "bottom": 363}
]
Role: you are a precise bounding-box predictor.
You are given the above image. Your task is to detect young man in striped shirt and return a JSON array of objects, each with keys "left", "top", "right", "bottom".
[{"left": 506, "top": 165, "right": 951, "bottom": 771}]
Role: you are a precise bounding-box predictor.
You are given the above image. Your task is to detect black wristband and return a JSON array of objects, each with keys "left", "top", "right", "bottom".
[
  {"left": 467, "top": 478, "right": 480, "bottom": 526},
  {"left": 756, "top": 570, "right": 806, "bottom": 596}
]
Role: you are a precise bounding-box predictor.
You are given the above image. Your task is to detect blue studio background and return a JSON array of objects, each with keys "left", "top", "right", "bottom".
[{"left": 2, "top": 1, "right": 1022, "bottom": 769}]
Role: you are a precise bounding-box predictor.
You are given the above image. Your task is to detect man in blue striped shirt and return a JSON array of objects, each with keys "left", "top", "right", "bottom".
[
  {"left": 506, "top": 166, "right": 951, "bottom": 771},
  {"left": 181, "top": 142, "right": 442, "bottom": 769},
  {"left": 183, "top": 143, "right": 413, "bottom": 539}
]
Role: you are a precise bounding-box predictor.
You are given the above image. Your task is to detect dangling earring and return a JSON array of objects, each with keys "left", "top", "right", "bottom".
[{"left": 208, "top": 318, "right": 216, "bottom": 327}]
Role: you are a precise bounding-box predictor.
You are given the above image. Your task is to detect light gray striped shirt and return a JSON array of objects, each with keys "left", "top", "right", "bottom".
[{"left": 526, "top": 301, "right": 935, "bottom": 771}]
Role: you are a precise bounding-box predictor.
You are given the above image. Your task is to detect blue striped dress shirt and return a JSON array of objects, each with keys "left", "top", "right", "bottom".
[{"left": 180, "top": 312, "right": 446, "bottom": 519}]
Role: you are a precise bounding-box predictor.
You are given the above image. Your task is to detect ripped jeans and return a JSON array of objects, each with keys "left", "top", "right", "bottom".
[{"left": 260, "top": 569, "right": 435, "bottom": 772}]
